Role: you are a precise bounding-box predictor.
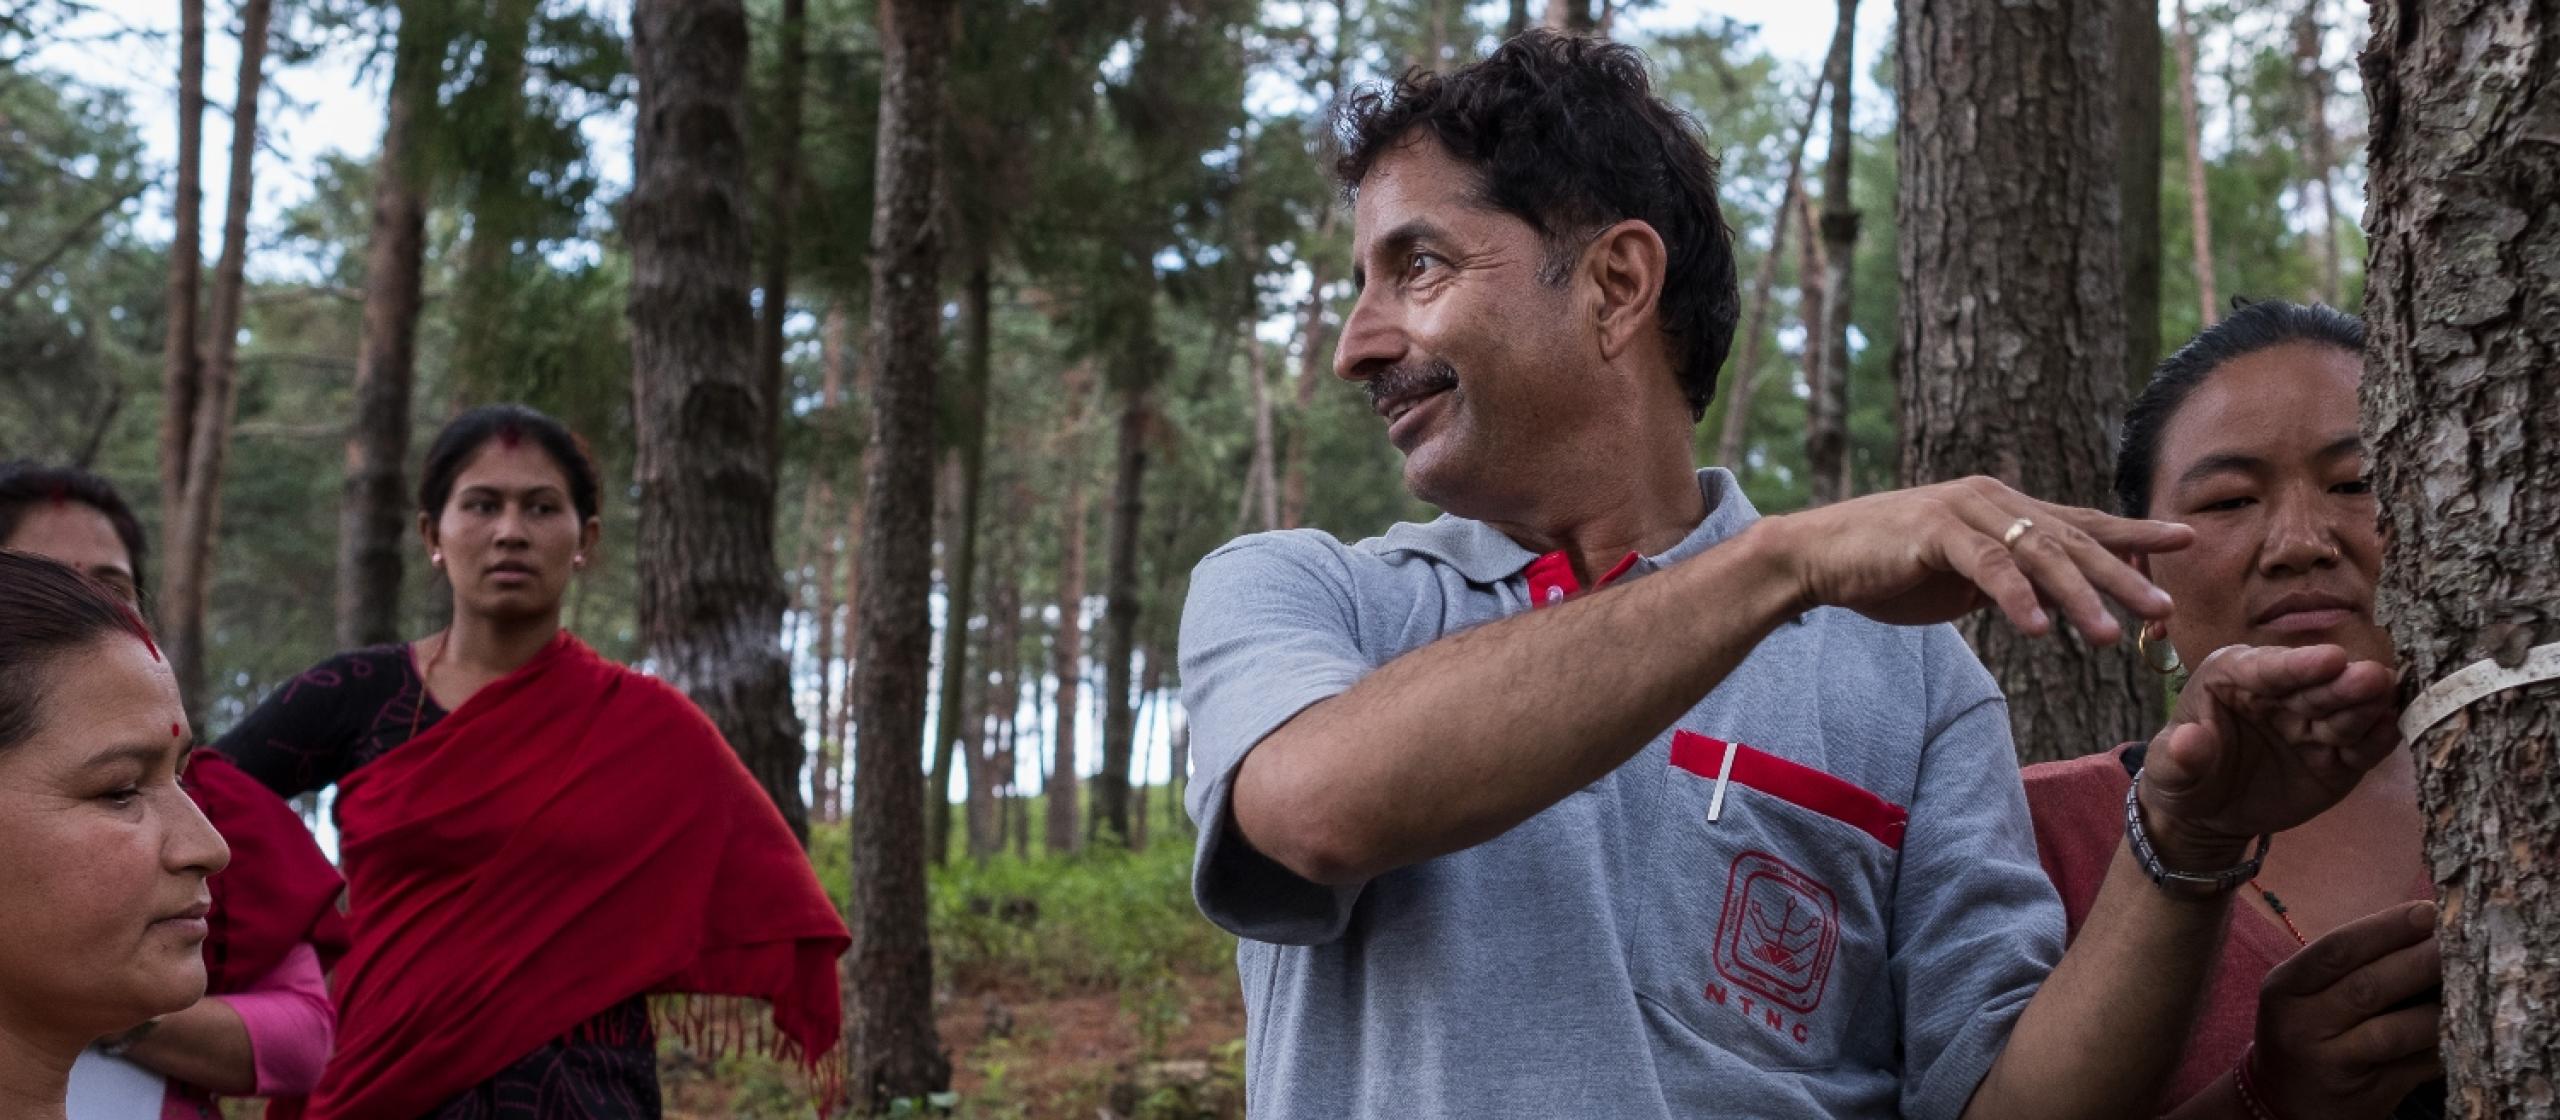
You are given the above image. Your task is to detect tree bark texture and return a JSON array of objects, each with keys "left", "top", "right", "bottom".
[
  {"left": 928, "top": 260, "right": 992, "bottom": 866},
  {"left": 846, "top": 0, "right": 955, "bottom": 1104},
  {"left": 1046, "top": 367, "right": 1091, "bottom": 856},
  {"left": 1093, "top": 379, "right": 1150, "bottom": 847},
  {"left": 1716, "top": 74, "right": 1826, "bottom": 473},
  {"left": 159, "top": 0, "right": 204, "bottom": 565},
  {"left": 1897, "top": 0, "right": 2162, "bottom": 763},
  {"left": 2173, "top": 0, "right": 2218, "bottom": 324},
  {"left": 628, "top": 0, "right": 811, "bottom": 847},
  {"left": 2120, "top": 0, "right": 2165, "bottom": 390},
  {"left": 1806, "top": 0, "right": 1859, "bottom": 507},
  {"left": 339, "top": 8, "right": 437, "bottom": 651},
  {"left": 2362, "top": 2, "right": 2560, "bottom": 1113},
  {"left": 162, "top": 0, "right": 272, "bottom": 709}
]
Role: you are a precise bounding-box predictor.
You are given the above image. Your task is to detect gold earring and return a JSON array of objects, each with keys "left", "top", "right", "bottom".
[{"left": 2138, "top": 628, "right": 2183, "bottom": 676}]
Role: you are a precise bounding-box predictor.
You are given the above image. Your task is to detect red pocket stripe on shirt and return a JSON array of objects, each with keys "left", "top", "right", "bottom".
[{"left": 1669, "top": 731, "right": 1909, "bottom": 851}]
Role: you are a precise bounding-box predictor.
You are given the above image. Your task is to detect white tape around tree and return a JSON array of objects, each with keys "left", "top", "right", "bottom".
[{"left": 2398, "top": 642, "right": 2560, "bottom": 744}]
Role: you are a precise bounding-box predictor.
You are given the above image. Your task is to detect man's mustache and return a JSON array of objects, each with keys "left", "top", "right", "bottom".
[{"left": 1365, "top": 359, "right": 1460, "bottom": 412}]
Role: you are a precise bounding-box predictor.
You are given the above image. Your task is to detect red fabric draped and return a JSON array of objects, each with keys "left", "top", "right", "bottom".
[
  {"left": 188, "top": 750, "right": 348, "bottom": 994},
  {"left": 289, "top": 632, "right": 847, "bottom": 1120}
]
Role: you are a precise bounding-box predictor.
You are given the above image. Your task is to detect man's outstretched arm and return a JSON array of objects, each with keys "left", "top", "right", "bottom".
[{"left": 1229, "top": 477, "right": 2191, "bottom": 886}]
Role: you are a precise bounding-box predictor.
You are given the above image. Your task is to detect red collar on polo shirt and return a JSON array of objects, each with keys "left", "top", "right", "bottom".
[{"left": 1524, "top": 549, "right": 1642, "bottom": 609}]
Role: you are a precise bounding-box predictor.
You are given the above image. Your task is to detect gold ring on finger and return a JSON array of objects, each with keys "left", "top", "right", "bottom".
[{"left": 2002, "top": 517, "right": 2036, "bottom": 548}]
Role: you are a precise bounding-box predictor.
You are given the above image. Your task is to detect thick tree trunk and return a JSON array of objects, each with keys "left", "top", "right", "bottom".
[
  {"left": 1715, "top": 75, "right": 1825, "bottom": 473},
  {"left": 2120, "top": 0, "right": 2165, "bottom": 390},
  {"left": 2172, "top": 0, "right": 2218, "bottom": 324},
  {"left": 339, "top": 9, "right": 436, "bottom": 651},
  {"left": 846, "top": 0, "right": 954, "bottom": 1103},
  {"left": 163, "top": 0, "right": 272, "bottom": 709},
  {"left": 1046, "top": 370, "right": 1090, "bottom": 856},
  {"left": 1506, "top": 0, "right": 1529, "bottom": 38},
  {"left": 1806, "top": 0, "right": 1860, "bottom": 507},
  {"left": 2362, "top": 3, "right": 2560, "bottom": 1112},
  {"left": 1092, "top": 378, "right": 1149, "bottom": 847},
  {"left": 1898, "top": 0, "right": 2160, "bottom": 762},
  {"left": 159, "top": 0, "right": 204, "bottom": 568},
  {"left": 628, "top": 0, "right": 812, "bottom": 842},
  {"left": 755, "top": 0, "right": 809, "bottom": 457},
  {"left": 2294, "top": 0, "right": 2340, "bottom": 307},
  {"left": 929, "top": 260, "right": 993, "bottom": 866}
]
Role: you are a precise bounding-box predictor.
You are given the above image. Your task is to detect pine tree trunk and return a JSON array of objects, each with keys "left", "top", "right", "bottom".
[
  {"left": 628, "top": 0, "right": 811, "bottom": 842},
  {"left": 1898, "top": 0, "right": 2161, "bottom": 762},
  {"left": 1797, "top": 189, "right": 1831, "bottom": 497},
  {"left": 1507, "top": 0, "right": 1529, "bottom": 38},
  {"left": 846, "top": 0, "right": 954, "bottom": 1103},
  {"left": 339, "top": 9, "right": 435, "bottom": 651},
  {"left": 1806, "top": 0, "right": 1860, "bottom": 507},
  {"left": 960, "top": 610, "right": 993, "bottom": 862},
  {"left": 2173, "top": 0, "right": 2218, "bottom": 324},
  {"left": 755, "top": 0, "right": 809, "bottom": 457},
  {"left": 1093, "top": 377, "right": 1149, "bottom": 847},
  {"left": 1131, "top": 651, "right": 1162, "bottom": 852},
  {"left": 1715, "top": 76, "right": 1825, "bottom": 473},
  {"left": 159, "top": 0, "right": 204, "bottom": 574},
  {"left": 2362, "top": 3, "right": 2560, "bottom": 1111},
  {"left": 1244, "top": 339, "right": 1280, "bottom": 532},
  {"left": 1046, "top": 372, "right": 1089, "bottom": 856},
  {"left": 1279, "top": 212, "right": 1333, "bottom": 530},
  {"left": 810, "top": 301, "right": 850, "bottom": 825},
  {"left": 929, "top": 260, "right": 993, "bottom": 866},
  {"left": 163, "top": 0, "right": 272, "bottom": 710},
  {"left": 2294, "top": 0, "right": 2340, "bottom": 307},
  {"left": 2120, "top": 0, "right": 2165, "bottom": 390}
]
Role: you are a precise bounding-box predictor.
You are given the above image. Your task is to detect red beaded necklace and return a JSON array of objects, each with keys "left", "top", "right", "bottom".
[{"left": 2252, "top": 879, "right": 2310, "bottom": 947}]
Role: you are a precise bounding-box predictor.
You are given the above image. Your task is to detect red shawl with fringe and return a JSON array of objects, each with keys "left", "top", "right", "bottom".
[
  {"left": 289, "top": 632, "right": 847, "bottom": 1120},
  {"left": 189, "top": 751, "right": 348, "bottom": 993}
]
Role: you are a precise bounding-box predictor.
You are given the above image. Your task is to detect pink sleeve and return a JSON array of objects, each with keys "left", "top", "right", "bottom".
[{"left": 208, "top": 942, "right": 335, "bottom": 1096}]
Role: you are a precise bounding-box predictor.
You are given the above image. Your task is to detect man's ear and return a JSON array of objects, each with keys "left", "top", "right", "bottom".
[{"left": 1584, "top": 219, "right": 1668, "bottom": 364}]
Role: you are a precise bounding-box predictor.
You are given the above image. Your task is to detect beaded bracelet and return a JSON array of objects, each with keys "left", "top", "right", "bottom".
[
  {"left": 2124, "top": 770, "right": 2270, "bottom": 895},
  {"left": 2233, "top": 1043, "right": 2288, "bottom": 1120}
]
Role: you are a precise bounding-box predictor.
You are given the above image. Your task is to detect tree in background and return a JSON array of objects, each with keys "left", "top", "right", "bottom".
[
  {"left": 339, "top": 0, "right": 447, "bottom": 650},
  {"left": 845, "top": 0, "right": 956, "bottom": 1104},
  {"left": 162, "top": 0, "right": 275, "bottom": 710},
  {"left": 1898, "top": 0, "right": 2161, "bottom": 762},
  {"left": 2362, "top": 0, "right": 2560, "bottom": 1110},
  {"left": 1803, "top": 0, "right": 1858, "bottom": 506},
  {"left": 627, "top": 0, "right": 810, "bottom": 840},
  {"left": 2119, "top": 0, "right": 2164, "bottom": 390}
]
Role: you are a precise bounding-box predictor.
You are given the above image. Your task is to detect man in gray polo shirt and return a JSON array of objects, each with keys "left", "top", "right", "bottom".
[{"left": 1180, "top": 31, "right": 2403, "bottom": 1120}]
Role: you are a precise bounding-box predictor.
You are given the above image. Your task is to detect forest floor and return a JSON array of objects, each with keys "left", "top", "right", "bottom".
[{"left": 665, "top": 822, "right": 1246, "bottom": 1119}]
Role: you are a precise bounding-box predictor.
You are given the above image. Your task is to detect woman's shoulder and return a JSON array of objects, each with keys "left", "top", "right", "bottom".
[
  {"left": 2023, "top": 742, "right": 2140, "bottom": 799},
  {"left": 2021, "top": 743, "right": 2143, "bottom": 931}
]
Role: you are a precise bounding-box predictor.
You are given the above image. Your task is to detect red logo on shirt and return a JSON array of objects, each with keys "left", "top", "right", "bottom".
[{"left": 1713, "top": 850, "right": 1840, "bottom": 1015}]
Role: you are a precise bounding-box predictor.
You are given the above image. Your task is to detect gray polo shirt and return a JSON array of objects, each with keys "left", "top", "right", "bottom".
[{"left": 1178, "top": 469, "right": 2064, "bottom": 1119}]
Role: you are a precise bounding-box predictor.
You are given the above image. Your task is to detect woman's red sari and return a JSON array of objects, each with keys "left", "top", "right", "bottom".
[
  {"left": 188, "top": 751, "right": 348, "bottom": 993},
  {"left": 292, "top": 632, "right": 847, "bottom": 1120}
]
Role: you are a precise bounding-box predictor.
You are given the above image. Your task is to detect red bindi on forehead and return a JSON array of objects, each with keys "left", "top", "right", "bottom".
[{"left": 496, "top": 424, "right": 525, "bottom": 449}]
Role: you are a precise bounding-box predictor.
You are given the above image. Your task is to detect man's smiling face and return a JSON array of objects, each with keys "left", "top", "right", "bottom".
[{"left": 1333, "top": 134, "right": 1604, "bottom": 517}]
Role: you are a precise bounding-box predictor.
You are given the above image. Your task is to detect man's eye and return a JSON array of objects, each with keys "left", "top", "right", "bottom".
[
  {"left": 101, "top": 787, "right": 141, "bottom": 809},
  {"left": 1408, "top": 251, "right": 1441, "bottom": 276},
  {"left": 2332, "top": 479, "right": 2372, "bottom": 497}
]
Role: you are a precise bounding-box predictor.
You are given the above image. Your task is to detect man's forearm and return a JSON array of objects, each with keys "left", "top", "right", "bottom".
[
  {"left": 1963, "top": 842, "right": 2238, "bottom": 1120},
  {"left": 1231, "top": 518, "right": 1806, "bottom": 885}
]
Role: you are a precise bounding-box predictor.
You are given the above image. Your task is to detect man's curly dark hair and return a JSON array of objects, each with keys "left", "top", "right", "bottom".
[{"left": 1333, "top": 31, "right": 1742, "bottom": 422}]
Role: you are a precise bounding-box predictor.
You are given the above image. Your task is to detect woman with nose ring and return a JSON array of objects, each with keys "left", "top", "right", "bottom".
[
  {"left": 213, "top": 405, "right": 848, "bottom": 1119},
  {"left": 2025, "top": 301, "right": 2444, "bottom": 1120}
]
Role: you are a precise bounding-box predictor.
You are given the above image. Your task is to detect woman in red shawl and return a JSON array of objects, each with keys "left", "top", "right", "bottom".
[
  {"left": 213, "top": 405, "right": 847, "bottom": 1119},
  {"left": 0, "top": 462, "right": 344, "bottom": 1119}
]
